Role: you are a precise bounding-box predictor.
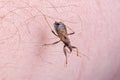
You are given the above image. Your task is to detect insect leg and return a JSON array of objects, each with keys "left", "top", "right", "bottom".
[
  {"left": 51, "top": 30, "right": 58, "bottom": 37},
  {"left": 63, "top": 45, "right": 68, "bottom": 64},
  {"left": 67, "top": 32, "right": 75, "bottom": 35},
  {"left": 43, "top": 15, "right": 58, "bottom": 37},
  {"left": 71, "top": 46, "right": 79, "bottom": 56},
  {"left": 66, "top": 25, "right": 75, "bottom": 35},
  {"left": 43, "top": 40, "right": 61, "bottom": 46}
]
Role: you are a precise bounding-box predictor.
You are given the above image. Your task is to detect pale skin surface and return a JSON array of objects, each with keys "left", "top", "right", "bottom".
[{"left": 0, "top": 0, "right": 120, "bottom": 80}]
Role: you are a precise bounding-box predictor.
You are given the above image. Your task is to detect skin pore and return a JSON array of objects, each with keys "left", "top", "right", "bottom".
[{"left": 0, "top": 0, "right": 120, "bottom": 80}]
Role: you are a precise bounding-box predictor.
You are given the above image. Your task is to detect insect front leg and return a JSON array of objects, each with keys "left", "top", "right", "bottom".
[
  {"left": 43, "top": 15, "right": 58, "bottom": 37},
  {"left": 43, "top": 40, "right": 61, "bottom": 46},
  {"left": 63, "top": 45, "right": 68, "bottom": 64},
  {"left": 51, "top": 30, "right": 58, "bottom": 37}
]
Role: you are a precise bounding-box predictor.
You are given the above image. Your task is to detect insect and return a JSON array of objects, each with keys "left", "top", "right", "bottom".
[{"left": 43, "top": 21, "right": 79, "bottom": 64}]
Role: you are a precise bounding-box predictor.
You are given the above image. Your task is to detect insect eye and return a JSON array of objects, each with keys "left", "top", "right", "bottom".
[
  {"left": 56, "top": 23, "right": 59, "bottom": 25},
  {"left": 55, "top": 22, "right": 60, "bottom": 25}
]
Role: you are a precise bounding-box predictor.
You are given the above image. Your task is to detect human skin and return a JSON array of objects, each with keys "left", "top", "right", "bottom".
[{"left": 0, "top": 0, "right": 120, "bottom": 80}]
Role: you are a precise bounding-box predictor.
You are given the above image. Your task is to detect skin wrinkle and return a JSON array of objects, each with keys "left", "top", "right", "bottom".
[{"left": 0, "top": 0, "right": 120, "bottom": 80}]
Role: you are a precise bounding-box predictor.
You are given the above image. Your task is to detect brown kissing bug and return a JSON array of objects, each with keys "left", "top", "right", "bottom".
[{"left": 44, "top": 21, "right": 79, "bottom": 64}]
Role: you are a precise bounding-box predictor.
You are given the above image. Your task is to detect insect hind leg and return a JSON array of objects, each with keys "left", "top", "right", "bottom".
[
  {"left": 63, "top": 45, "right": 68, "bottom": 64},
  {"left": 71, "top": 46, "right": 79, "bottom": 56}
]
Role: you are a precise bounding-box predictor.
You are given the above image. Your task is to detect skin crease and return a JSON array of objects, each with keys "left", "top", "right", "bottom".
[{"left": 0, "top": 0, "right": 120, "bottom": 80}]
